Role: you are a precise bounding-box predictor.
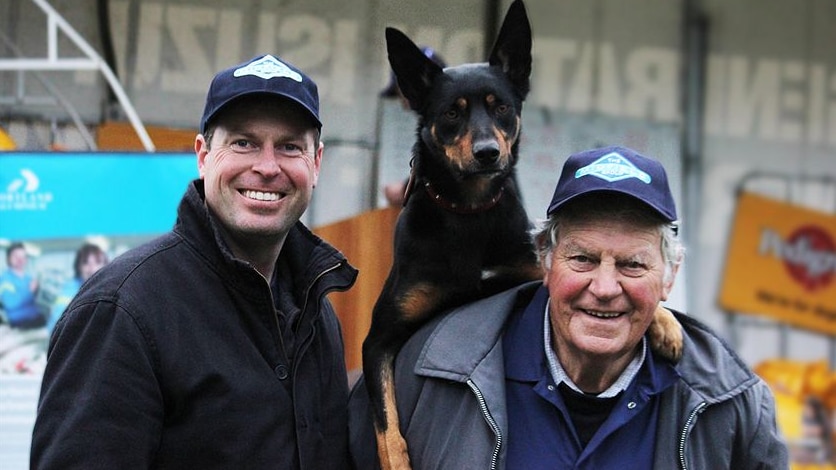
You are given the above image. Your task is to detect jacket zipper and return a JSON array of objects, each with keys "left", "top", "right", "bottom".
[
  {"left": 291, "top": 262, "right": 344, "bottom": 372},
  {"left": 262, "top": 261, "right": 343, "bottom": 357},
  {"left": 466, "top": 379, "right": 502, "bottom": 470},
  {"left": 678, "top": 401, "right": 707, "bottom": 470},
  {"left": 297, "top": 261, "right": 343, "bottom": 335},
  {"left": 253, "top": 267, "right": 288, "bottom": 359}
]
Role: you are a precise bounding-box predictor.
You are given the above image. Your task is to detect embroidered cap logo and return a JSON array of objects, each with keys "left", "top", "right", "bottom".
[
  {"left": 575, "top": 152, "right": 652, "bottom": 184},
  {"left": 233, "top": 54, "right": 303, "bottom": 82}
]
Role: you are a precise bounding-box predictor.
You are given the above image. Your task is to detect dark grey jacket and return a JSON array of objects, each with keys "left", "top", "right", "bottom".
[
  {"left": 33, "top": 180, "right": 357, "bottom": 469},
  {"left": 349, "top": 282, "right": 789, "bottom": 470}
]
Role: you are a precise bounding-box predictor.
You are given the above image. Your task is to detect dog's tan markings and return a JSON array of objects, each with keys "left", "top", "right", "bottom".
[
  {"left": 490, "top": 97, "right": 520, "bottom": 167},
  {"left": 376, "top": 367, "right": 411, "bottom": 470},
  {"left": 493, "top": 126, "right": 513, "bottom": 165},
  {"left": 398, "top": 282, "right": 442, "bottom": 322},
  {"left": 445, "top": 133, "right": 473, "bottom": 173},
  {"left": 458, "top": 177, "right": 496, "bottom": 204},
  {"left": 648, "top": 305, "right": 683, "bottom": 362},
  {"left": 445, "top": 98, "right": 475, "bottom": 172},
  {"left": 429, "top": 122, "right": 470, "bottom": 174}
]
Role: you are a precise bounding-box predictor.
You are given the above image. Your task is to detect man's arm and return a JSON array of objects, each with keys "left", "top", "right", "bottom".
[{"left": 31, "top": 300, "right": 162, "bottom": 469}]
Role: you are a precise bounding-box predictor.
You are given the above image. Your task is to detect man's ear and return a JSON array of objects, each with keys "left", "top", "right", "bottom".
[
  {"left": 660, "top": 263, "right": 679, "bottom": 301},
  {"left": 312, "top": 140, "right": 324, "bottom": 188},
  {"left": 195, "top": 134, "right": 209, "bottom": 178}
]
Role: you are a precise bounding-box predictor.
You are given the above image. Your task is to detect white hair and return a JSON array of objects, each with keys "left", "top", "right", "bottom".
[{"left": 533, "top": 194, "right": 685, "bottom": 285}]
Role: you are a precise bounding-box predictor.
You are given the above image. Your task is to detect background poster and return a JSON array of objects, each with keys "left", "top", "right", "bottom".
[{"left": 0, "top": 151, "right": 196, "bottom": 468}]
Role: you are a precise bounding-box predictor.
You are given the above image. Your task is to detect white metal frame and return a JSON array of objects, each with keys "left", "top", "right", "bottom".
[{"left": 0, "top": 0, "right": 155, "bottom": 151}]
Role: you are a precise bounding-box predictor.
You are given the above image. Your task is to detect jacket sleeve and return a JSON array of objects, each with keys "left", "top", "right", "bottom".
[
  {"left": 31, "top": 299, "right": 162, "bottom": 469},
  {"left": 739, "top": 379, "right": 790, "bottom": 470}
]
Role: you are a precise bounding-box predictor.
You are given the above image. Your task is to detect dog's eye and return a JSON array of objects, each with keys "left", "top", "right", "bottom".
[
  {"left": 495, "top": 104, "right": 510, "bottom": 115},
  {"left": 443, "top": 109, "right": 459, "bottom": 120}
]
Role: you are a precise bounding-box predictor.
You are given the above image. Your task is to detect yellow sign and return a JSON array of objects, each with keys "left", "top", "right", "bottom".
[{"left": 719, "top": 192, "right": 836, "bottom": 335}]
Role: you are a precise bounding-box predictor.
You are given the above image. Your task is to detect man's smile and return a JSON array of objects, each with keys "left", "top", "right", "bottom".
[{"left": 242, "top": 189, "right": 283, "bottom": 201}]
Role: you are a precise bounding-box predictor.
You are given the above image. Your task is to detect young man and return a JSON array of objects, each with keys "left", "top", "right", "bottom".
[
  {"left": 349, "top": 146, "right": 788, "bottom": 469},
  {"left": 32, "top": 54, "right": 357, "bottom": 469}
]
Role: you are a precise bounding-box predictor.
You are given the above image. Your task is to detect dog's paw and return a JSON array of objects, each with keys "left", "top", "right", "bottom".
[
  {"left": 377, "top": 429, "right": 412, "bottom": 470},
  {"left": 648, "top": 305, "right": 683, "bottom": 363}
]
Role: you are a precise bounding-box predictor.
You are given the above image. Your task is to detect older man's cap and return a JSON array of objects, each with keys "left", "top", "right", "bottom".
[
  {"left": 547, "top": 145, "right": 677, "bottom": 222},
  {"left": 200, "top": 54, "right": 321, "bottom": 134}
]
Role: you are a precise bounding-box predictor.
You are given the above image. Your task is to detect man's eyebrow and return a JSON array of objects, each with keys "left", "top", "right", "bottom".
[{"left": 559, "top": 237, "right": 586, "bottom": 251}]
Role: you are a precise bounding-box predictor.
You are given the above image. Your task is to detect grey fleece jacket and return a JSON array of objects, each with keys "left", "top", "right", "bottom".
[{"left": 348, "top": 282, "right": 789, "bottom": 470}]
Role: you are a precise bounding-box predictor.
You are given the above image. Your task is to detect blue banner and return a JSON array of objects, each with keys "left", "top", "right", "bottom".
[{"left": 0, "top": 152, "right": 196, "bottom": 240}]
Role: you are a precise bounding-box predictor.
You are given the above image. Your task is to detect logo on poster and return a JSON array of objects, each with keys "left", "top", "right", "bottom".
[
  {"left": 760, "top": 225, "right": 836, "bottom": 292},
  {"left": 0, "top": 168, "right": 53, "bottom": 211}
]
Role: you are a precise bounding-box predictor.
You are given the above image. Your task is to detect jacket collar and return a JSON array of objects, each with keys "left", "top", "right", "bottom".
[
  {"left": 411, "top": 274, "right": 757, "bottom": 404},
  {"left": 503, "top": 285, "right": 548, "bottom": 382},
  {"left": 413, "top": 282, "right": 541, "bottom": 381},
  {"left": 672, "top": 312, "right": 760, "bottom": 404},
  {"left": 173, "top": 179, "right": 357, "bottom": 301}
]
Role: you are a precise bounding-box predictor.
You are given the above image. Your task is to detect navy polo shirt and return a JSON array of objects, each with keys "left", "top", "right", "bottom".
[{"left": 503, "top": 286, "right": 679, "bottom": 469}]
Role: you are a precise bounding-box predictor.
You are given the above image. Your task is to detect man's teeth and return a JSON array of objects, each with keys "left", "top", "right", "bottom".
[
  {"left": 585, "top": 310, "right": 622, "bottom": 318},
  {"left": 244, "top": 190, "right": 280, "bottom": 201}
]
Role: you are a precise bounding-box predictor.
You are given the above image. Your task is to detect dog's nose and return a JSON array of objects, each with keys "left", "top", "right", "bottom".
[{"left": 473, "top": 141, "right": 500, "bottom": 164}]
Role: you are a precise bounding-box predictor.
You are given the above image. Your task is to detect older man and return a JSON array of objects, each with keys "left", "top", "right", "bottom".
[{"left": 349, "top": 145, "right": 788, "bottom": 469}]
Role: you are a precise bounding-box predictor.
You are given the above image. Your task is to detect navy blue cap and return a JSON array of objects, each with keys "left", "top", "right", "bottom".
[
  {"left": 200, "top": 54, "right": 321, "bottom": 134},
  {"left": 547, "top": 146, "right": 677, "bottom": 221}
]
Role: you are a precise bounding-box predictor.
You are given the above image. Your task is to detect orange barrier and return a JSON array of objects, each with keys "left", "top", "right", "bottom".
[
  {"left": 314, "top": 207, "right": 400, "bottom": 372},
  {"left": 96, "top": 121, "right": 195, "bottom": 151},
  {"left": 756, "top": 359, "right": 836, "bottom": 467},
  {"left": 0, "top": 126, "right": 17, "bottom": 150}
]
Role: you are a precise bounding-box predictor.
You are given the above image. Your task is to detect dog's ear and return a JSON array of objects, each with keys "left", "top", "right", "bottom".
[
  {"left": 488, "top": 0, "right": 532, "bottom": 99},
  {"left": 385, "top": 27, "right": 444, "bottom": 112}
]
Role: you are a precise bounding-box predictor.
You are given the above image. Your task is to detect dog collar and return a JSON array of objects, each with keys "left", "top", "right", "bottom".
[{"left": 423, "top": 180, "right": 504, "bottom": 214}]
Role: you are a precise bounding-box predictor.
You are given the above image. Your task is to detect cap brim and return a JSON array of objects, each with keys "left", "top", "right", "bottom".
[
  {"left": 203, "top": 90, "right": 321, "bottom": 133},
  {"left": 548, "top": 188, "right": 677, "bottom": 222}
]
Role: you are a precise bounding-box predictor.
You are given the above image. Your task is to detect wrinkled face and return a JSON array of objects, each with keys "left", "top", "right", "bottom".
[
  {"left": 195, "top": 96, "right": 321, "bottom": 249},
  {"left": 422, "top": 66, "right": 521, "bottom": 185},
  {"left": 544, "top": 214, "right": 675, "bottom": 363}
]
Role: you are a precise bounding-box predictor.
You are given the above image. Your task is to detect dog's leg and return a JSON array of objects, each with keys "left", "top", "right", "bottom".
[
  {"left": 363, "top": 336, "right": 413, "bottom": 470},
  {"left": 648, "top": 305, "right": 683, "bottom": 362},
  {"left": 375, "top": 359, "right": 411, "bottom": 470},
  {"left": 364, "top": 281, "right": 446, "bottom": 470}
]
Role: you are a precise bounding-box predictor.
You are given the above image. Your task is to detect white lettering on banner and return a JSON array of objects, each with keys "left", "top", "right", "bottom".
[
  {"left": 329, "top": 21, "right": 360, "bottom": 105},
  {"left": 760, "top": 229, "right": 836, "bottom": 278},
  {"left": 101, "top": 1, "right": 835, "bottom": 148},
  {"left": 162, "top": 6, "right": 216, "bottom": 92},
  {"left": 623, "top": 47, "right": 678, "bottom": 121},
  {"left": 0, "top": 168, "right": 53, "bottom": 212},
  {"left": 133, "top": 2, "right": 163, "bottom": 89}
]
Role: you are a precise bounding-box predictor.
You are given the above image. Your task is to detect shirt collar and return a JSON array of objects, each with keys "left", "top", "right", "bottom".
[{"left": 543, "top": 299, "right": 647, "bottom": 398}]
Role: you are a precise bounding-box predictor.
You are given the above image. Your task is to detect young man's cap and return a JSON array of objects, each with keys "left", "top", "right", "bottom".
[
  {"left": 200, "top": 54, "right": 321, "bottom": 134},
  {"left": 547, "top": 145, "right": 677, "bottom": 222}
]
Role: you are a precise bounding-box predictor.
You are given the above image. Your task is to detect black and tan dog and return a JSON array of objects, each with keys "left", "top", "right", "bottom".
[{"left": 362, "top": 2, "right": 682, "bottom": 468}]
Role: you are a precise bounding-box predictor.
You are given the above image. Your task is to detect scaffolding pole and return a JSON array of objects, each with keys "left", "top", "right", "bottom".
[{"left": 0, "top": 0, "right": 155, "bottom": 151}]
